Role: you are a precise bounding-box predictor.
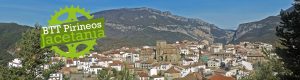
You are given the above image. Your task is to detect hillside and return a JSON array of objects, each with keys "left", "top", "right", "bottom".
[
  {"left": 0, "top": 23, "right": 31, "bottom": 65},
  {"left": 231, "top": 7, "right": 294, "bottom": 44},
  {"left": 232, "top": 16, "right": 281, "bottom": 44}
]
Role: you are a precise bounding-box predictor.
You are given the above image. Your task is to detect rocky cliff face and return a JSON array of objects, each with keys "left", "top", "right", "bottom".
[
  {"left": 91, "top": 7, "right": 232, "bottom": 41},
  {"left": 232, "top": 16, "right": 281, "bottom": 43},
  {"left": 78, "top": 7, "right": 232, "bottom": 50},
  {"left": 231, "top": 6, "right": 294, "bottom": 44}
]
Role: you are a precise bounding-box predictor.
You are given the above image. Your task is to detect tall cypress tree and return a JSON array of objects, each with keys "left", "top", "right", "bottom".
[{"left": 276, "top": 0, "right": 300, "bottom": 79}]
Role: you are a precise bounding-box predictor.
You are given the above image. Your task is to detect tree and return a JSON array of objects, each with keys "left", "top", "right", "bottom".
[
  {"left": 0, "top": 66, "right": 25, "bottom": 79},
  {"left": 97, "top": 67, "right": 134, "bottom": 80},
  {"left": 0, "top": 24, "right": 62, "bottom": 80},
  {"left": 241, "top": 62, "right": 279, "bottom": 80},
  {"left": 180, "top": 53, "right": 185, "bottom": 59},
  {"left": 241, "top": 48, "right": 287, "bottom": 80},
  {"left": 198, "top": 48, "right": 202, "bottom": 62},
  {"left": 98, "top": 68, "right": 112, "bottom": 80},
  {"left": 276, "top": 0, "right": 300, "bottom": 79},
  {"left": 117, "top": 68, "right": 135, "bottom": 80}
]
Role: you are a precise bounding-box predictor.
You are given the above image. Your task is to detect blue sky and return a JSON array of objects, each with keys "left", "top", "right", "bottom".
[{"left": 0, "top": 0, "right": 293, "bottom": 29}]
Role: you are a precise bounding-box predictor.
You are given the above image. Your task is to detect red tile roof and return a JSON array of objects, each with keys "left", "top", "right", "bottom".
[
  {"left": 209, "top": 74, "right": 235, "bottom": 80},
  {"left": 137, "top": 72, "right": 149, "bottom": 77}
]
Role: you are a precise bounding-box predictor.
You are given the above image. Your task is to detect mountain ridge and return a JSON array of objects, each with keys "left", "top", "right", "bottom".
[
  {"left": 78, "top": 7, "right": 234, "bottom": 51},
  {"left": 231, "top": 6, "right": 293, "bottom": 44}
]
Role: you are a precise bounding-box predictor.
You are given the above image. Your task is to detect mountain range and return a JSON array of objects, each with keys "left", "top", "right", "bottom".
[
  {"left": 0, "top": 7, "right": 291, "bottom": 64},
  {"left": 79, "top": 7, "right": 235, "bottom": 50}
]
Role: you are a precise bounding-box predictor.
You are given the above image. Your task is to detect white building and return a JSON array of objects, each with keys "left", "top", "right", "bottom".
[
  {"left": 121, "top": 52, "right": 140, "bottom": 62},
  {"left": 132, "top": 53, "right": 140, "bottom": 62},
  {"left": 109, "top": 61, "right": 123, "bottom": 71},
  {"left": 185, "top": 54, "right": 199, "bottom": 62},
  {"left": 188, "top": 45, "right": 202, "bottom": 51},
  {"left": 88, "top": 66, "right": 103, "bottom": 74},
  {"left": 225, "top": 69, "right": 238, "bottom": 77},
  {"left": 97, "top": 58, "right": 113, "bottom": 67},
  {"left": 211, "top": 43, "right": 223, "bottom": 53},
  {"left": 149, "top": 68, "right": 158, "bottom": 76},
  {"left": 182, "top": 58, "right": 194, "bottom": 66},
  {"left": 241, "top": 61, "right": 253, "bottom": 70},
  {"left": 152, "top": 76, "right": 164, "bottom": 80},
  {"left": 156, "top": 63, "right": 173, "bottom": 71},
  {"left": 180, "top": 63, "right": 206, "bottom": 77},
  {"left": 225, "top": 47, "right": 236, "bottom": 54},
  {"left": 48, "top": 73, "right": 63, "bottom": 80},
  {"left": 65, "top": 59, "right": 77, "bottom": 67},
  {"left": 8, "top": 58, "right": 22, "bottom": 68},
  {"left": 223, "top": 58, "right": 233, "bottom": 64},
  {"left": 180, "top": 48, "right": 189, "bottom": 55},
  {"left": 207, "top": 59, "right": 221, "bottom": 68}
]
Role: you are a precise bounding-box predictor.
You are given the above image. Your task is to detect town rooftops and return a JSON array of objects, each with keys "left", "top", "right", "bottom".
[{"left": 165, "top": 66, "right": 180, "bottom": 73}]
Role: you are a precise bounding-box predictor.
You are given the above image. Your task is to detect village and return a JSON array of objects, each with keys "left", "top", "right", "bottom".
[{"left": 8, "top": 40, "right": 273, "bottom": 80}]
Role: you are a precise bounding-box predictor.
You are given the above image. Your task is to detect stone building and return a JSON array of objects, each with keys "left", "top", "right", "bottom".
[
  {"left": 155, "top": 40, "right": 181, "bottom": 62},
  {"left": 140, "top": 48, "right": 155, "bottom": 61}
]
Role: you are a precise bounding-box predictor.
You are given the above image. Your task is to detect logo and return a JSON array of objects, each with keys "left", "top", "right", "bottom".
[{"left": 40, "top": 5, "right": 105, "bottom": 58}]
